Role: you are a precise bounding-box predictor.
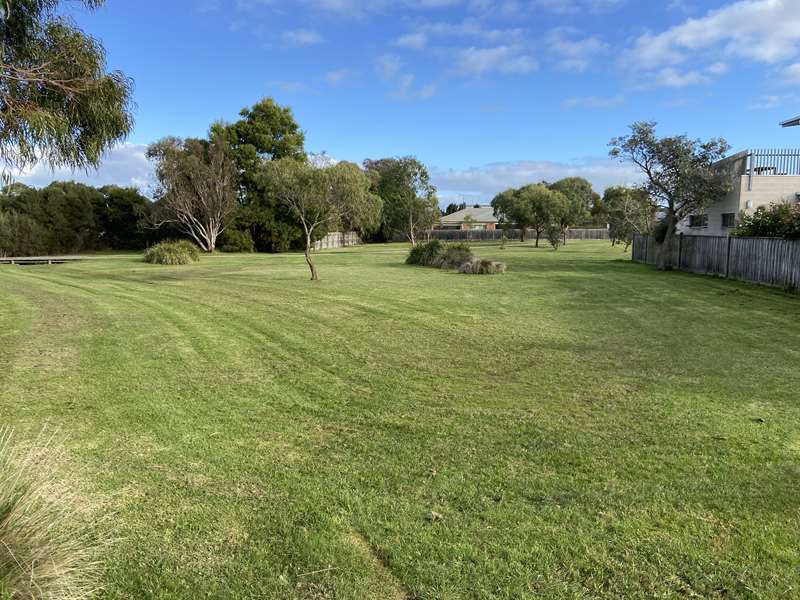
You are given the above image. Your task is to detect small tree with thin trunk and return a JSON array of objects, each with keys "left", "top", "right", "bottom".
[
  {"left": 609, "top": 122, "right": 730, "bottom": 269},
  {"left": 261, "top": 158, "right": 381, "bottom": 280},
  {"left": 147, "top": 130, "right": 239, "bottom": 252}
]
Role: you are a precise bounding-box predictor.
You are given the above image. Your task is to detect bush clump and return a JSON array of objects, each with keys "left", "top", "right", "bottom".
[
  {"left": 433, "top": 243, "right": 474, "bottom": 269},
  {"left": 407, "top": 241, "right": 506, "bottom": 275},
  {"left": 459, "top": 258, "right": 507, "bottom": 275},
  {"left": 406, "top": 239, "right": 444, "bottom": 266},
  {"left": 0, "top": 429, "right": 103, "bottom": 600},
  {"left": 219, "top": 229, "right": 255, "bottom": 253},
  {"left": 143, "top": 240, "right": 201, "bottom": 265}
]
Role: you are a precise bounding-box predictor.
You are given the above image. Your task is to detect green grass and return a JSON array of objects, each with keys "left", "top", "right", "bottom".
[{"left": 1, "top": 241, "right": 799, "bottom": 599}]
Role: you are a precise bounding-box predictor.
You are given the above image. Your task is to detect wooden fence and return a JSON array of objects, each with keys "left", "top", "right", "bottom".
[
  {"left": 425, "top": 228, "right": 609, "bottom": 242},
  {"left": 632, "top": 234, "right": 800, "bottom": 291},
  {"left": 313, "top": 231, "right": 362, "bottom": 251}
]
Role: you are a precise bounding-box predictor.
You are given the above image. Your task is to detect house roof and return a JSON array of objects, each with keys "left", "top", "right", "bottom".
[
  {"left": 781, "top": 115, "right": 800, "bottom": 127},
  {"left": 440, "top": 206, "right": 498, "bottom": 224}
]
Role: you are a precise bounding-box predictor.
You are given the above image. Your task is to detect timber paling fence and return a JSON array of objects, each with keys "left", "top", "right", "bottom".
[
  {"left": 424, "top": 228, "right": 609, "bottom": 242},
  {"left": 313, "top": 231, "right": 362, "bottom": 250},
  {"left": 632, "top": 234, "right": 800, "bottom": 291}
]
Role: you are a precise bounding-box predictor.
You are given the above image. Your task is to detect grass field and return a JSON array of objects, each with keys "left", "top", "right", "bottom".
[{"left": 1, "top": 241, "right": 799, "bottom": 599}]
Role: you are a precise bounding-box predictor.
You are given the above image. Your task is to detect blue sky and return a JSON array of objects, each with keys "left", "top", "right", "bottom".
[{"left": 20, "top": 0, "right": 800, "bottom": 204}]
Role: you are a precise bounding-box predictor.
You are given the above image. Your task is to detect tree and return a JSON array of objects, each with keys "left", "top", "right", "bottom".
[
  {"left": 364, "top": 157, "right": 439, "bottom": 244},
  {"left": 549, "top": 177, "right": 594, "bottom": 241},
  {"left": 492, "top": 184, "right": 565, "bottom": 247},
  {"left": 147, "top": 130, "right": 239, "bottom": 252},
  {"left": 444, "top": 202, "right": 466, "bottom": 215},
  {"left": 0, "top": 0, "right": 133, "bottom": 178},
  {"left": 609, "top": 122, "right": 730, "bottom": 269},
  {"left": 262, "top": 158, "right": 382, "bottom": 280},
  {"left": 734, "top": 203, "right": 800, "bottom": 239},
  {"left": 96, "top": 186, "right": 152, "bottom": 250},
  {"left": 213, "top": 98, "right": 307, "bottom": 253},
  {"left": 602, "top": 186, "right": 655, "bottom": 249}
]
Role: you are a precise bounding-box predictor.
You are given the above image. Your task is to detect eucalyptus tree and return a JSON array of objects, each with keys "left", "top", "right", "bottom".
[
  {"left": 147, "top": 130, "right": 239, "bottom": 253},
  {"left": 0, "top": 0, "right": 134, "bottom": 178},
  {"left": 262, "top": 158, "right": 382, "bottom": 280},
  {"left": 610, "top": 122, "right": 730, "bottom": 269}
]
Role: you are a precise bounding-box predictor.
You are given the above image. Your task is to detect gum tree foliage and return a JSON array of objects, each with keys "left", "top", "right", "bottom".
[
  {"left": 609, "top": 122, "right": 730, "bottom": 269},
  {"left": 0, "top": 0, "right": 133, "bottom": 178},
  {"left": 491, "top": 184, "right": 566, "bottom": 247},
  {"left": 549, "top": 177, "right": 598, "bottom": 226},
  {"left": 363, "top": 156, "right": 439, "bottom": 245},
  {"left": 147, "top": 130, "right": 239, "bottom": 253},
  {"left": 262, "top": 158, "right": 382, "bottom": 280},
  {"left": 602, "top": 186, "right": 655, "bottom": 249},
  {"left": 213, "top": 98, "right": 307, "bottom": 252}
]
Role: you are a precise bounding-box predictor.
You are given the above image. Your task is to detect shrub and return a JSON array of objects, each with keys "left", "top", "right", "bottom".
[
  {"left": 547, "top": 224, "right": 565, "bottom": 250},
  {"left": 0, "top": 210, "right": 48, "bottom": 257},
  {"left": 143, "top": 240, "right": 201, "bottom": 265},
  {"left": 434, "top": 243, "right": 474, "bottom": 270},
  {"left": 0, "top": 429, "right": 102, "bottom": 600},
  {"left": 458, "top": 259, "right": 507, "bottom": 275},
  {"left": 219, "top": 228, "right": 255, "bottom": 253},
  {"left": 734, "top": 203, "right": 800, "bottom": 239},
  {"left": 406, "top": 239, "right": 443, "bottom": 266}
]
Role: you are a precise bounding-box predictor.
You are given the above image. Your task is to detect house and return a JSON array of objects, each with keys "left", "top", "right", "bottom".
[
  {"left": 438, "top": 206, "right": 498, "bottom": 230},
  {"left": 679, "top": 148, "right": 800, "bottom": 236}
]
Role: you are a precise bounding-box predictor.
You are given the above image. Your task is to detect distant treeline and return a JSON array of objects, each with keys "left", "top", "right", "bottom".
[{"left": 0, "top": 182, "right": 172, "bottom": 256}]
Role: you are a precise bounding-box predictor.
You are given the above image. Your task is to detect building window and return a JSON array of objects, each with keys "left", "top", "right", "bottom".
[
  {"left": 688, "top": 214, "right": 709, "bottom": 228},
  {"left": 722, "top": 213, "right": 736, "bottom": 228}
]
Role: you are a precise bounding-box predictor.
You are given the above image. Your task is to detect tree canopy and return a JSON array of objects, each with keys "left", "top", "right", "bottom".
[
  {"left": 262, "top": 158, "right": 382, "bottom": 280},
  {"left": 602, "top": 186, "right": 654, "bottom": 248},
  {"left": 0, "top": 0, "right": 134, "bottom": 177},
  {"left": 492, "top": 184, "right": 567, "bottom": 246},
  {"left": 609, "top": 121, "right": 730, "bottom": 268},
  {"left": 148, "top": 130, "right": 239, "bottom": 253},
  {"left": 364, "top": 156, "right": 439, "bottom": 244}
]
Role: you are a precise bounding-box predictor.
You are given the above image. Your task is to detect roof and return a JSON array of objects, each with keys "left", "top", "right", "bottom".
[
  {"left": 440, "top": 206, "right": 498, "bottom": 224},
  {"left": 781, "top": 115, "right": 800, "bottom": 127}
]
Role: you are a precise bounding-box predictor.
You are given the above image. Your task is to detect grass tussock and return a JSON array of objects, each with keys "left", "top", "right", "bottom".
[
  {"left": 458, "top": 258, "right": 507, "bottom": 275},
  {"left": 406, "top": 240, "right": 505, "bottom": 274},
  {"left": 143, "top": 240, "right": 201, "bottom": 265},
  {"left": 0, "top": 429, "right": 103, "bottom": 600}
]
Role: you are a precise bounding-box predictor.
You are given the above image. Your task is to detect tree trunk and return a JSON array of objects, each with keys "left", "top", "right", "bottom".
[
  {"left": 656, "top": 215, "right": 677, "bottom": 271},
  {"left": 520, "top": 228, "right": 526, "bottom": 243},
  {"left": 305, "top": 234, "right": 318, "bottom": 281},
  {"left": 535, "top": 229, "right": 540, "bottom": 248}
]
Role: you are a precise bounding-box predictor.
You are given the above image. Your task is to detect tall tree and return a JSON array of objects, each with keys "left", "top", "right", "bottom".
[
  {"left": 492, "top": 184, "right": 565, "bottom": 247},
  {"left": 0, "top": 0, "right": 133, "bottom": 178},
  {"left": 602, "top": 186, "right": 655, "bottom": 249},
  {"left": 96, "top": 186, "right": 152, "bottom": 250},
  {"left": 213, "top": 98, "right": 307, "bottom": 252},
  {"left": 147, "top": 130, "right": 239, "bottom": 252},
  {"left": 364, "top": 156, "right": 439, "bottom": 244},
  {"left": 549, "top": 177, "right": 596, "bottom": 239},
  {"left": 262, "top": 158, "right": 382, "bottom": 280},
  {"left": 444, "top": 202, "right": 467, "bottom": 215},
  {"left": 609, "top": 122, "right": 730, "bottom": 269}
]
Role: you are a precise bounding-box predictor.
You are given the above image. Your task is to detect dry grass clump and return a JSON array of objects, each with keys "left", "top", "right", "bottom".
[
  {"left": 458, "top": 259, "right": 507, "bottom": 275},
  {"left": 0, "top": 429, "right": 103, "bottom": 600}
]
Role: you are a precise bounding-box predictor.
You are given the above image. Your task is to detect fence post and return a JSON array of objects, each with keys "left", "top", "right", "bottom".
[
  {"left": 677, "top": 233, "right": 683, "bottom": 269},
  {"left": 725, "top": 235, "right": 732, "bottom": 279},
  {"left": 643, "top": 235, "right": 648, "bottom": 264}
]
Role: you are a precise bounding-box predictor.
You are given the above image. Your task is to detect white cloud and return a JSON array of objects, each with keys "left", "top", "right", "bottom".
[
  {"left": 326, "top": 68, "right": 353, "bottom": 85},
  {"left": 396, "top": 32, "right": 428, "bottom": 49},
  {"left": 649, "top": 67, "right": 710, "bottom": 88},
  {"left": 16, "top": 144, "right": 155, "bottom": 192},
  {"left": 417, "top": 18, "right": 525, "bottom": 44},
  {"left": 431, "top": 157, "right": 641, "bottom": 202},
  {"left": 749, "top": 93, "right": 800, "bottom": 109},
  {"left": 530, "top": 0, "right": 625, "bottom": 14},
  {"left": 282, "top": 28, "right": 324, "bottom": 46},
  {"left": 563, "top": 95, "right": 624, "bottom": 109},
  {"left": 454, "top": 45, "right": 537, "bottom": 75},
  {"left": 623, "top": 0, "right": 800, "bottom": 88},
  {"left": 546, "top": 27, "right": 608, "bottom": 72},
  {"left": 375, "top": 54, "right": 403, "bottom": 79},
  {"left": 782, "top": 62, "right": 800, "bottom": 84}
]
